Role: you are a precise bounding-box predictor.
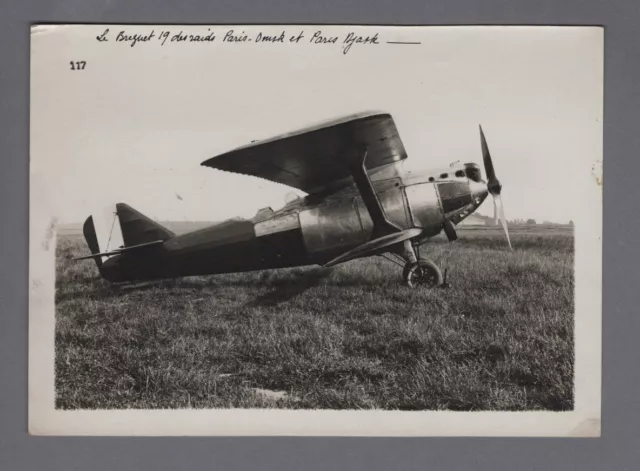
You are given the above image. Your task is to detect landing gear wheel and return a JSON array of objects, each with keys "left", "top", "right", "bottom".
[{"left": 403, "top": 257, "right": 443, "bottom": 288}]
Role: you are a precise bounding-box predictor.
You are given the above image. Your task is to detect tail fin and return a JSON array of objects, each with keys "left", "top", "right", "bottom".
[
  {"left": 82, "top": 215, "right": 104, "bottom": 269},
  {"left": 115, "top": 203, "right": 174, "bottom": 247},
  {"left": 78, "top": 204, "right": 174, "bottom": 269}
]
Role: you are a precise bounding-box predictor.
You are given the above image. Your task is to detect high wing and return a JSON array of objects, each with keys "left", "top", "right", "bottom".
[{"left": 201, "top": 112, "right": 408, "bottom": 195}]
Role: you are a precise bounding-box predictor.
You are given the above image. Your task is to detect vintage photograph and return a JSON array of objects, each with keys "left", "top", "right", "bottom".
[{"left": 29, "top": 25, "right": 602, "bottom": 435}]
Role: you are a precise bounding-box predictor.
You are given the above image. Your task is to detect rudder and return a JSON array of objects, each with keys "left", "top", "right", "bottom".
[{"left": 82, "top": 215, "right": 103, "bottom": 268}]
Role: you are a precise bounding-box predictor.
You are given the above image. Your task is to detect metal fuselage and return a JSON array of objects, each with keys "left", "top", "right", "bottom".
[{"left": 100, "top": 164, "right": 489, "bottom": 283}]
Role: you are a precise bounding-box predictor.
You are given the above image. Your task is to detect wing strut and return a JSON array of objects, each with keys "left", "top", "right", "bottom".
[
  {"left": 322, "top": 148, "right": 413, "bottom": 268},
  {"left": 350, "top": 147, "right": 401, "bottom": 239}
]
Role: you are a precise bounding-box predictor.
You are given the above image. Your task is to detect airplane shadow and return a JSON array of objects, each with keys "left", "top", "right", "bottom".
[
  {"left": 248, "top": 268, "right": 333, "bottom": 307},
  {"left": 56, "top": 268, "right": 336, "bottom": 306},
  {"left": 56, "top": 266, "right": 392, "bottom": 305}
]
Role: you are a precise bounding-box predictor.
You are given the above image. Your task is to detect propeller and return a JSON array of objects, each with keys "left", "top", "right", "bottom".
[{"left": 480, "top": 125, "right": 512, "bottom": 250}]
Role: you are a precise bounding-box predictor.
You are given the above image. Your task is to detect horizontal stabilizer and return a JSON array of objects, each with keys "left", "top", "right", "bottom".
[
  {"left": 324, "top": 227, "right": 422, "bottom": 267},
  {"left": 74, "top": 240, "right": 164, "bottom": 261}
]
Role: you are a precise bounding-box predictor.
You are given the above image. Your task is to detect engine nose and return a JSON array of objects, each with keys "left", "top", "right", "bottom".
[{"left": 469, "top": 179, "right": 489, "bottom": 208}]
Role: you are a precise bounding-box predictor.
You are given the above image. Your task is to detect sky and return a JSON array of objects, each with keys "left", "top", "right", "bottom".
[{"left": 31, "top": 25, "right": 603, "bottom": 225}]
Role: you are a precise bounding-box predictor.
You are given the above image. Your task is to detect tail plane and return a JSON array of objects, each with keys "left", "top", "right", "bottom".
[{"left": 76, "top": 203, "right": 174, "bottom": 271}]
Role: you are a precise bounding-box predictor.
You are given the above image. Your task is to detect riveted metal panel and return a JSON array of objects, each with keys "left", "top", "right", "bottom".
[
  {"left": 354, "top": 186, "right": 411, "bottom": 237},
  {"left": 437, "top": 181, "right": 473, "bottom": 215},
  {"left": 299, "top": 199, "right": 366, "bottom": 255},
  {"left": 404, "top": 183, "right": 445, "bottom": 236}
]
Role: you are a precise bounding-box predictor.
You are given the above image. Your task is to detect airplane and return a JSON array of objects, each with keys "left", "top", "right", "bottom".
[{"left": 75, "top": 112, "right": 511, "bottom": 288}]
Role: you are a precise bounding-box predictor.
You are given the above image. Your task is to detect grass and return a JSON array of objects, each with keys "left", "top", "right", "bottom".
[{"left": 55, "top": 225, "right": 574, "bottom": 411}]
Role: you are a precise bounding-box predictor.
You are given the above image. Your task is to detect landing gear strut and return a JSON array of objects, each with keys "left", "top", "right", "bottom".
[
  {"left": 380, "top": 241, "right": 444, "bottom": 288},
  {"left": 400, "top": 240, "right": 443, "bottom": 289},
  {"left": 402, "top": 257, "right": 443, "bottom": 288}
]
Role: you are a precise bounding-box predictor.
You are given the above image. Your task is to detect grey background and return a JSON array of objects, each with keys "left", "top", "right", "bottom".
[{"left": 0, "top": 1, "right": 636, "bottom": 470}]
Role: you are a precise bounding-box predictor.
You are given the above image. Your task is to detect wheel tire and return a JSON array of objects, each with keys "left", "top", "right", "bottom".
[{"left": 403, "top": 257, "right": 443, "bottom": 288}]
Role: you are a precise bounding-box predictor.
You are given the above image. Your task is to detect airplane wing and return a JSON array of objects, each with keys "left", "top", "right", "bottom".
[{"left": 201, "top": 112, "right": 408, "bottom": 195}]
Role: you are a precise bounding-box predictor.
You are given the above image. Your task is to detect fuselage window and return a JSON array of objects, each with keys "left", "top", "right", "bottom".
[
  {"left": 440, "top": 173, "right": 449, "bottom": 179},
  {"left": 455, "top": 170, "right": 465, "bottom": 178}
]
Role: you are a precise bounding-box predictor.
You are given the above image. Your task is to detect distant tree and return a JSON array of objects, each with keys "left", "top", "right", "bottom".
[
  {"left": 526, "top": 218, "right": 537, "bottom": 225},
  {"left": 569, "top": 220, "right": 574, "bottom": 226}
]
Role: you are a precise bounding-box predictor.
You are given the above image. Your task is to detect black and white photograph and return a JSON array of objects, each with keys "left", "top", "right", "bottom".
[{"left": 29, "top": 25, "right": 602, "bottom": 436}]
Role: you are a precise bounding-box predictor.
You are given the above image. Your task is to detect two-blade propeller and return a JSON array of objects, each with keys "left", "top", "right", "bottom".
[{"left": 480, "top": 126, "right": 512, "bottom": 250}]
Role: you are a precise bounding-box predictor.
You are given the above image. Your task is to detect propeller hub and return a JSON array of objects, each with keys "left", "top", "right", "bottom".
[{"left": 488, "top": 179, "right": 502, "bottom": 195}]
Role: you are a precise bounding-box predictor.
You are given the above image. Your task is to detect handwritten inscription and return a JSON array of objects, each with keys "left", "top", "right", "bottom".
[
  {"left": 116, "top": 30, "right": 156, "bottom": 46},
  {"left": 95, "top": 28, "right": 381, "bottom": 55},
  {"left": 223, "top": 30, "right": 250, "bottom": 43}
]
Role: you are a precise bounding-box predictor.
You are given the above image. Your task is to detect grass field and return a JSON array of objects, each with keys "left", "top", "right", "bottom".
[{"left": 55, "top": 225, "right": 574, "bottom": 411}]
